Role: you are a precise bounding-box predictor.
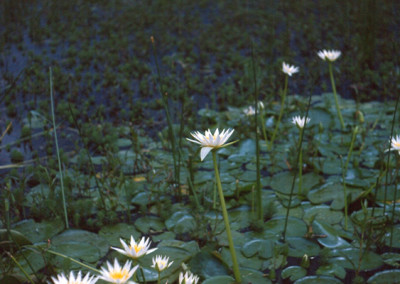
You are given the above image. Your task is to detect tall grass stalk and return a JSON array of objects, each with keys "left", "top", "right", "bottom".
[
  {"left": 150, "top": 36, "right": 180, "bottom": 195},
  {"left": 328, "top": 62, "right": 345, "bottom": 130},
  {"left": 342, "top": 126, "right": 358, "bottom": 230},
  {"left": 7, "top": 252, "right": 34, "bottom": 284},
  {"left": 212, "top": 151, "right": 241, "bottom": 282},
  {"left": 383, "top": 93, "right": 400, "bottom": 215},
  {"left": 44, "top": 249, "right": 101, "bottom": 273},
  {"left": 250, "top": 41, "right": 262, "bottom": 220},
  {"left": 269, "top": 75, "right": 288, "bottom": 150},
  {"left": 49, "top": 67, "right": 69, "bottom": 229},
  {"left": 282, "top": 93, "right": 312, "bottom": 241}
]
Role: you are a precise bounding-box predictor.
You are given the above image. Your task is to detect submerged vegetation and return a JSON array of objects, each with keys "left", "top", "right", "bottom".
[{"left": 1, "top": 0, "right": 400, "bottom": 283}]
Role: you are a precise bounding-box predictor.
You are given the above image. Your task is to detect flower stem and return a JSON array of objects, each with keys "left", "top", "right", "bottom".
[
  {"left": 328, "top": 62, "right": 345, "bottom": 130},
  {"left": 260, "top": 109, "right": 269, "bottom": 148},
  {"left": 270, "top": 75, "right": 288, "bottom": 150},
  {"left": 298, "top": 143, "right": 303, "bottom": 195},
  {"left": 49, "top": 67, "right": 69, "bottom": 229},
  {"left": 343, "top": 126, "right": 358, "bottom": 230},
  {"left": 7, "top": 252, "right": 35, "bottom": 284},
  {"left": 157, "top": 271, "right": 161, "bottom": 284},
  {"left": 212, "top": 151, "right": 241, "bottom": 283}
]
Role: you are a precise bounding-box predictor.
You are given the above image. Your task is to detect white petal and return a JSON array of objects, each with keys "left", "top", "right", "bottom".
[{"left": 200, "top": 147, "right": 213, "bottom": 161}]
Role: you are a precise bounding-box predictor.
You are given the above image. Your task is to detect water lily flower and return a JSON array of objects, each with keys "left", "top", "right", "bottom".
[
  {"left": 282, "top": 62, "right": 299, "bottom": 76},
  {"left": 179, "top": 271, "right": 200, "bottom": 284},
  {"left": 292, "top": 116, "right": 311, "bottom": 129},
  {"left": 99, "top": 259, "right": 138, "bottom": 284},
  {"left": 243, "top": 106, "right": 255, "bottom": 116},
  {"left": 111, "top": 236, "right": 157, "bottom": 259},
  {"left": 151, "top": 255, "right": 174, "bottom": 272},
  {"left": 51, "top": 271, "right": 98, "bottom": 284},
  {"left": 187, "top": 128, "right": 235, "bottom": 161},
  {"left": 317, "top": 49, "right": 341, "bottom": 62},
  {"left": 386, "top": 135, "right": 400, "bottom": 154}
]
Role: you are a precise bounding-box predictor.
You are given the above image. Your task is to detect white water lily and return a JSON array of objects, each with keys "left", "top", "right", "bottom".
[
  {"left": 99, "top": 259, "right": 138, "bottom": 284},
  {"left": 292, "top": 116, "right": 311, "bottom": 129},
  {"left": 51, "top": 271, "right": 98, "bottom": 284},
  {"left": 151, "top": 255, "right": 174, "bottom": 272},
  {"left": 111, "top": 236, "right": 157, "bottom": 259},
  {"left": 243, "top": 106, "right": 255, "bottom": 116},
  {"left": 179, "top": 271, "right": 200, "bottom": 284},
  {"left": 317, "top": 49, "right": 341, "bottom": 62},
  {"left": 386, "top": 135, "right": 400, "bottom": 154},
  {"left": 282, "top": 62, "right": 299, "bottom": 76},
  {"left": 187, "top": 128, "right": 235, "bottom": 161}
]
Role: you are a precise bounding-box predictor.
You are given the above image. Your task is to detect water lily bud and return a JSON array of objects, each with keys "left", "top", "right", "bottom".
[
  {"left": 258, "top": 101, "right": 265, "bottom": 110},
  {"left": 319, "top": 122, "right": 324, "bottom": 133},
  {"left": 301, "top": 254, "right": 310, "bottom": 269},
  {"left": 355, "top": 110, "right": 364, "bottom": 123}
]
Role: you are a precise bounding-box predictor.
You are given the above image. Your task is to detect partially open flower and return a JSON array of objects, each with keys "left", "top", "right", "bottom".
[
  {"left": 386, "top": 135, "right": 400, "bottom": 154},
  {"left": 51, "top": 271, "right": 98, "bottom": 284},
  {"left": 187, "top": 128, "right": 235, "bottom": 161},
  {"left": 292, "top": 116, "right": 311, "bottom": 129},
  {"left": 99, "top": 259, "right": 138, "bottom": 284},
  {"left": 111, "top": 236, "right": 157, "bottom": 259},
  {"left": 179, "top": 271, "right": 200, "bottom": 284},
  {"left": 282, "top": 62, "right": 299, "bottom": 76},
  {"left": 317, "top": 49, "right": 341, "bottom": 62},
  {"left": 151, "top": 255, "right": 174, "bottom": 272}
]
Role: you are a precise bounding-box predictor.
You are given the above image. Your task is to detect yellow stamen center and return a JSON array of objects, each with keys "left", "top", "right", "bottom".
[{"left": 110, "top": 269, "right": 128, "bottom": 280}]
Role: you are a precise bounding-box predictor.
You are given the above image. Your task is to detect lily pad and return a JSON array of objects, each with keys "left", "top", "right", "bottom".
[
  {"left": 202, "top": 275, "right": 235, "bottom": 284},
  {"left": 316, "top": 263, "right": 346, "bottom": 279},
  {"left": 367, "top": 269, "right": 400, "bottom": 283},
  {"left": 294, "top": 275, "right": 342, "bottom": 284},
  {"left": 135, "top": 216, "right": 165, "bottom": 234},
  {"left": 303, "top": 205, "right": 343, "bottom": 225},
  {"left": 98, "top": 223, "right": 141, "bottom": 247},
  {"left": 165, "top": 211, "right": 196, "bottom": 234},
  {"left": 326, "top": 248, "right": 383, "bottom": 271},
  {"left": 312, "top": 220, "right": 350, "bottom": 248},
  {"left": 51, "top": 229, "right": 109, "bottom": 266},
  {"left": 270, "top": 172, "right": 321, "bottom": 195},
  {"left": 286, "top": 237, "right": 320, "bottom": 257},
  {"left": 282, "top": 266, "right": 307, "bottom": 282},
  {"left": 189, "top": 251, "right": 230, "bottom": 279},
  {"left": 11, "top": 218, "right": 64, "bottom": 244}
]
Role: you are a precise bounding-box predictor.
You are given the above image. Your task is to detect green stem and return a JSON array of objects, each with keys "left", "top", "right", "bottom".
[
  {"left": 250, "top": 41, "right": 262, "bottom": 220},
  {"left": 282, "top": 93, "right": 312, "bottom": 241},
  {"left": 7, "top": 252, "right": 35, "bottom": 284},
  {"left": 157, "top": 271, "right": 161, "bottom": 284},
  {"left": 270, "top": 75, "right": 288, "bottom": 150},
  {"left": 384, "top": 93, "right": 400, "bottom": 215},
  {"left": 298, "top": 144, "right": 303, "bottom": 195},
  {"left": 260, "top": 109, "right": 269, "bottom": 148},
  {"left": 44, "top": 249, "right": 101, "bottom": 273},
  {"left": 49, "top": 67, "right": 69, "bottom": 229},
  {"left": 212, "top": 151, "right": 241, "bottom": 283},
  {"left": 342, "top": 126, "right": 358, "bottom": 230},
  {"left": 328, "top": 62, "right": 345, "bottom": 130}
]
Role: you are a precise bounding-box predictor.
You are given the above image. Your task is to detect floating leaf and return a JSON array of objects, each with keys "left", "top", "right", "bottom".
[
  {"left": 316, "top": 263, "right": 346, "bottom": 279},
  {"left": 98, "top": 223, "right": 141, "bottom": 247},
  {"left": 304, "top": 205, "right": 343, "bottom": 225},
  {"left": 0, "top": 229, "right": 32, "bottom": 250},
  {"left": 294, "top": 275, "right": 342, "bottom": 284},
  {"left": 287, "top": 237, "right": 320, "bottom": 257},
  {"left": 367, "top": 269, "right": 400, "bottom": 283},
  {"left": 189, "top": 251, "right": 229, "bottom": 279},
  {"left": 11, "top": 218, "right": 64, "bottom": 244},
  {"left": 282, "top": 266, "right": 307, "bottom": 282},
  {"left": 202, "top": 275, "right": 235, "bottom": 284},
  {"left": 312, "top": 220, "right": 350, "bottom": 249},
  {"left": 135, "top": 216, "right": 165, "bottom": 234},
  {"left": 165, "top": 211, "right": 196, "bottom": 234},
  {"left": 326, "top": 248, "right": 383, "bottom": 271}
]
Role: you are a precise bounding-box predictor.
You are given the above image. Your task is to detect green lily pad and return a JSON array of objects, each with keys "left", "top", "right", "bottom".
[
  {"left": 165, "top": 211, "right": 196, "bottom": 234},
  {"left": 294, "top": 275, "right": 342, "bottom": 284},
  {"left": 241, "top": 239, "right": 274, "bottom": 258},
  {"left": 303, "top": 205, "right": 343, "bottom": 225},
  {"left": 241, "top": 267, "right": 271, "bottom": 283},
  {"left": 51, "top": 229, "right": 109, "bottom": 266},
  {"left": 98, "top": 223, "right": 141, "bottom": 247},
  {"left": 367, "top": 269, "right": 400, "bottom": 283},
  {"left": 135, "top": 216, "right": 165, "bottom": 234},
  {"left": 116, "top": 138, "right": 132, "bottom": 147},
  {"left": 189, "top": 251, "right": 230, "bottom": 279},
  {"left": 13, "top": 244, "right": 47, "bottom": 275},
  {"left": 270, "top": 172, "right": 321, "bottom": 195},
  {"left": 11, "top": 218, "right": 64, "bottom": 244},
  {"left": 312, "top": 220, "right": 350, "bottom": 248},
  {"left": 0, "top": 229, "right": 32, "bottom": 251},
  {"left": 264, "top": 217, "right": 307, "bottom": 238},
  {"left": 202, "top": 275, "right": 235, "bottom": 284},
  {"left": 316, "top": 263, "right": 346, "bottom": 279},
  {"left": 326, "top": 248, "right": 383, "bottom": 271},
  {"left": 382, "top": 253, "right": 400, "bottom": 267},
  {"left": 282, "top": 266, "right": 307, "bottom": 282},
  {"left": 287, "top": 237, "right": 320, "bottom": 257}
]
